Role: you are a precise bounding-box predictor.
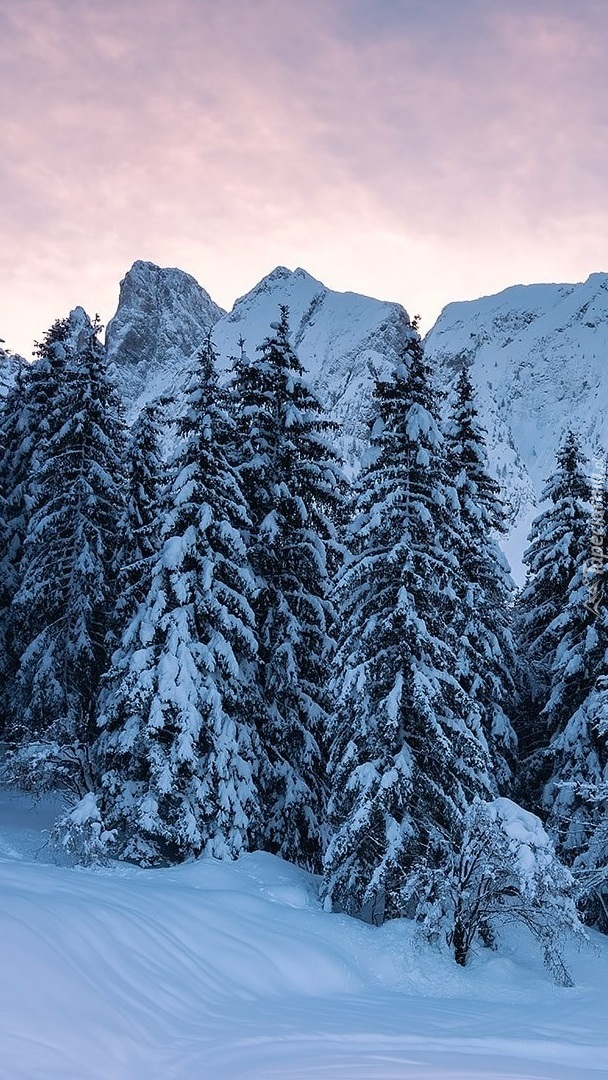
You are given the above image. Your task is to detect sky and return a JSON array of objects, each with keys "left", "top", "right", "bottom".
[{"left": 1, "top": 0, "right": 607, "bottom": 357}]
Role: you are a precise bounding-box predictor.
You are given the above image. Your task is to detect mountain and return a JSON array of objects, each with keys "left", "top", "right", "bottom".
[
  {"left": 105, "top": 260, "right": 226, "bottom": 405},
  {"left": 0, "top": 340, "right": 23, "bottom": 397},
  {"left": 212, "top": 266, "right": 412, "bottom": 461},
  {"left": 108, "top": 262, "right": 412, "bottom": 457},
  {"left": 424, "top": 273, "right": 608, "bottom": 576},
  {"left": 105, "top": 261, "right": 608, "bottom": 576}
]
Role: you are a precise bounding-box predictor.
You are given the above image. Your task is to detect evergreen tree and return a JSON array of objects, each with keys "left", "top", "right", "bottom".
[
  {"left": 6, "top": 309, "right": 127, "bottom": 795},
  {"left": 0, "top": 331, "right": 22, "bottom": 394},
  {"left": 514, "top": 441, "right": 608, "bottom": 918},
  {"left": 0, "top": 324, "right": 68, "bottom": 725},
  {"left": 445, "top": 365, "right": 518, "bottom": 789},
  {"left": 539, "top": 458, "right": 608, "bottom": 863},
  {"left": 515, "top": 431, "right": 591, "bottom": 760},
  {"left": 113, "top": 398, "right": 168, "bottom": 631},
  {"left": 231, "top": 308, "right": 345, "bottom": 872},
  {"left": 541, "top": 675, "right": 608, "bottom": 873},
  {"left": 571, "top": 678, "right": 608, "bottom": 930},
  {"left": 82, "top": 341, "right": 263, "bottom": 865},
  {"left": 322, "top": 329, "right": 494, "bottom": 924}
]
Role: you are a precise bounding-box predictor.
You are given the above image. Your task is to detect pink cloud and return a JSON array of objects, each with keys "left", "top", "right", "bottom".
[{"left": 0, "top": 0, "right": 607, "bottom": 355}]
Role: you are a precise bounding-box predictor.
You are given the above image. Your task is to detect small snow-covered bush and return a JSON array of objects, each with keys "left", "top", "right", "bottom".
[
  {"left": 409, "top": 797, "right": 584, "bottom": 985},
  {"left": 54, "top": 791, "right": 117, "bottom": 865}
]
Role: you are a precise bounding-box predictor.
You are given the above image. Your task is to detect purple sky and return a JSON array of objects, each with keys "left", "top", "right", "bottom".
[{"left": 1, "top": 0, "right": 607, "bottom": 355}]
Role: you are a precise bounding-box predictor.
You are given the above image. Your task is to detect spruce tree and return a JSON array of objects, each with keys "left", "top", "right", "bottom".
[
  {"left": 445, "top": 365, "right": 518, "bottom": 789},
  {"left": 539, "top": 457, "right": 608, "bottom": 862},
  {"left": 6, "top": 309, "right": 127, "bottom": 795},
  {"left": 113, "top": 398, "right": 168, "bottom": 631},
  {"left": 0, "top": 332, "right": 21, "bottom": 395},
  {"left": 322, "top": 329, "right": 494, "bottom": 924},
  {"left": 84, "top": 341, "right": 263, "bottom": 865},
  {"left": 572, "top": 677, "right": 608, "bottom": 930},
  {"left": 516, "top": 431, "right": 591, "bottom": 761},
  {"left": 0, "top": 324, "right": 68, "bottom": 725},
  {"left": 231, "top": 308, "right": 345, "bottom": 872}
]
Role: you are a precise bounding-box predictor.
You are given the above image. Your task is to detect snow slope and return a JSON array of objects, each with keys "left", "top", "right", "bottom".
[
  {"left": 425, "top": 273, "right": 608, "bottom": 575},
  {"left": 2, "top": 791, "right": 608, "bottom": 1080}
]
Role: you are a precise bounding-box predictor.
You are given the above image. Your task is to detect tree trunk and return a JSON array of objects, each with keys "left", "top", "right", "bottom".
[{"left": 453, "top": 918, "right": 469, "bottom": 967}]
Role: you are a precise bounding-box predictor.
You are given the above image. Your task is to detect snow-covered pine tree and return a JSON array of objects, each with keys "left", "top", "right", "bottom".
[
  {"left": 113, "top": 398, "right": 168, "bottom": 632},
  {"left": 444, "top": 364, "right": 518, "bottom": 789},
  {"left": 0, "top": 331, "right": 21, "bottom": 396},
  {"left": 515, "top": 431, "right": 591, "bottom": 762},
  {"left": 0, "top": 369, "right": 28, "bottom": 717},
  {"left": 538, "top": 457, "right": 608, "bottom": 865},
  {"left": 83, "top": 340, "right": 263, "bottom": 866},
  {"left": 571, "top": 677, "right": 608, "bottom": 930},
  {"left": 231, "top": 307, "right": 345, "bottom": 872},
  {"left": 0, "top": 320, "right": 71, "bottom": 733},
  {"left": 6, "top": 309, "right": 127, "bottom": 795},
  {"left": 322, "top": 327, "right": 494, "bottom": 924},
  {"left": 541, "top": 672, "right": 608, "bottom": 880}
]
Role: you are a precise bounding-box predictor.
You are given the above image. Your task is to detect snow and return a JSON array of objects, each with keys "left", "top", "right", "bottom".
[
  {"left": 490, "top": 797, "right": 552, "bottom": 848},
  {"left": 2, "top": 790, "right": 608, "bottom": 1079},
  {"left": 426, "top": 272, "right": 608, "bottom": 579},
  {"left": 105, "top": 261, "right": 608, "bottom": 583},
  {"left": 488, "top": 797, "right": 556, "bottom": 886}
]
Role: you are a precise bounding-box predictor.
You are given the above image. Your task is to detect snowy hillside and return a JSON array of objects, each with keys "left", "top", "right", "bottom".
[
  {"left": 2, "top": 790, "right": 608, "bottom": 1080},
  {"left": 425, "top": 273, "right": 608, "bottom": 574}
]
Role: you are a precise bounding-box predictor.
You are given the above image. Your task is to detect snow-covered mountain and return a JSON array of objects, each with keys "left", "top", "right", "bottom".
[
  {"left": 105, "top": 261, "right": 608, "bottom": 576},
  {"left": 108, "top": 262, "right": 411, "bottom": 462},
  {"left": 0, "top": 341, "right": 23, "bottom": 397},
  {"left": 213, "top": 265, "right": 412, "bottom": 461},
  {"left": 105, "top": 260, "right": 226, "bottom": 403},
  {"left": 424, "top": 273, "right": 608, "bottom": 575}
]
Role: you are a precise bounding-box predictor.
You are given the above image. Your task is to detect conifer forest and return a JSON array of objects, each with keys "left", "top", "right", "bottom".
[{"left": 1, "top": 301, "right": 606, "bottom": 984}]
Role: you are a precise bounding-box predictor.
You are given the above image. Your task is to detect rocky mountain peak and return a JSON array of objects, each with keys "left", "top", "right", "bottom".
[{"left": 105, "top": 261, "right": 225, "bottom": 402}]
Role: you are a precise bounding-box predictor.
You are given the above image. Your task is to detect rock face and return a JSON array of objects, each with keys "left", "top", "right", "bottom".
[
  {"left": 105, "top": 260, "right": 226, "bottom": 406},
  {"left": 107, "top": 261, "right": 413, "bottom": 461}
]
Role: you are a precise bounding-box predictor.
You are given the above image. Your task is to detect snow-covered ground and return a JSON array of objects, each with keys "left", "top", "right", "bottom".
[{"left": 1, "top": 791, "right": 608, "bottom": 1080}]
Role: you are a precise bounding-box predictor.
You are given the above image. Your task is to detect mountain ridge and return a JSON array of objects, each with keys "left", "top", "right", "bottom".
[{"left": 4, "top": 260, "right": 608, "bottom": 577}]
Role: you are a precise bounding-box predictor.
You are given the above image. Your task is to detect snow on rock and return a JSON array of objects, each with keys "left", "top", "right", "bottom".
[
  {"left": 213, "top": 265, "right": 411, "bottom": 465},
  {"left": 0, "top": 339, "right": 24, "bottom": 397},
  {"left": 105, "top": 260, "right": 226, "bottom": 408},
  {"left": 2, "top": 790, "right": 608, "bottom": 1079},
  {"left": 104, "top": 262, "right": 608, "bottom": 576},
  {"left": 425, "top": 273, "right": 608, "bottom": 578},
  {"left": 105, "top": 261, "right": 412, "bottom": 463}
]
